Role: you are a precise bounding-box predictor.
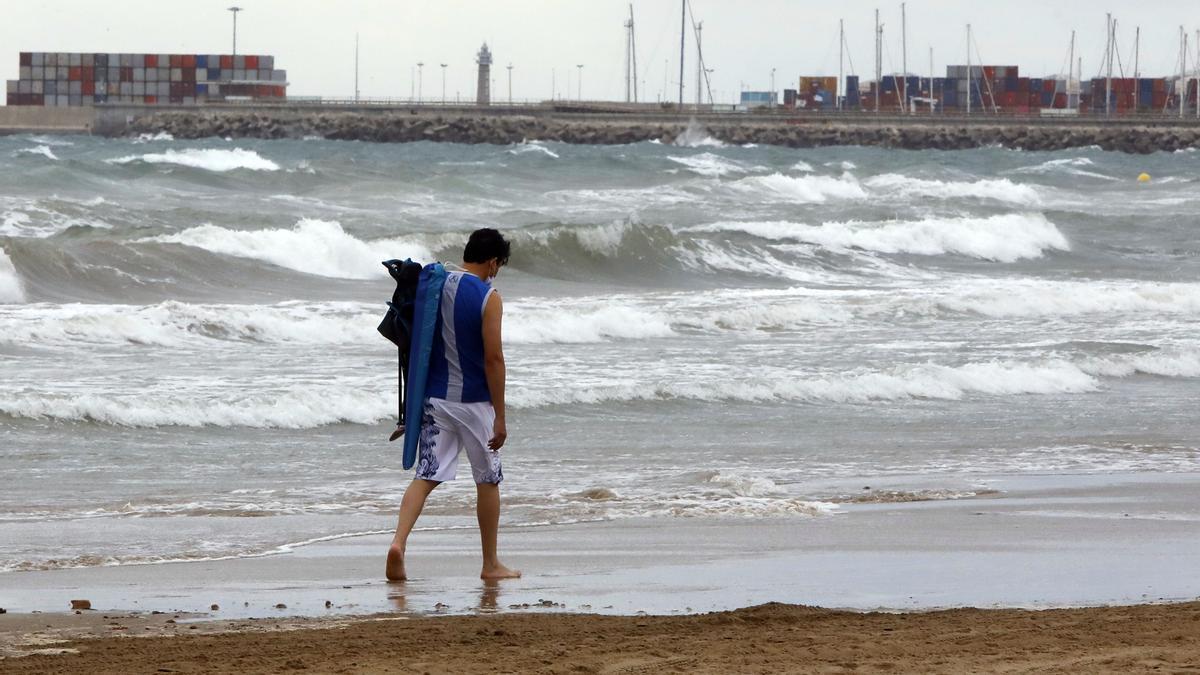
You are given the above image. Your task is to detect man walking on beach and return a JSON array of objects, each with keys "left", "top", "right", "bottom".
[{"left": 387, "top": 228, "right": 521, "bottom": 581}]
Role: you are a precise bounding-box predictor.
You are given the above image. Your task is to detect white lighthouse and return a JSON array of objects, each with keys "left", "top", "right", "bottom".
[{"left": 476, "top": 43, "right": 492, "bottom": 106}]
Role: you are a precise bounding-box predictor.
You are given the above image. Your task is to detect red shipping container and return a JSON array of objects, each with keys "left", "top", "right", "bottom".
[
  {"left": 6, "top": 93, "right": 16, "bottom": 106},
  {"left": 170, "top": 82, "right": 183, "bottom": 97},
  {"left": 182, "top": 55, "right": 196, "bottom": 68},
  {"left": 31, "top": 93, "right": 44, "bottom": 105},
  {"left": 145, "top": 54, "right": 157, "bottom": 67},
  {"left": 220, "top": 55, "right": 233, "bottom": 68},
  {"left": 170, "top": 55, "right": 182, "bottom": 68},
  {"left": 82, "top": 67, "right": 94, "bottom": 81},
  {"left": 245, "top": 55, "right": 259, "bottom": 69},
  {"left": 1044, "top": 80, "right": 1055, "bottom": 93},
  {"left": 1017, "top": 78, "right": 1030, "bottom": 93},
  {"left": 274, "top": 86, "right": 285, "bottom": 97},
  {"left": 182, "top": 82, "right": 195, "bottom": 96},
  {"left": 182, "top": 68, "right": 196, "bottom": 82},
  {"left": 82, "top": 81, "right": 95, "bottom": 95},
  {"left": 145, "top": 95, "right": 157, "bottom": 104},
  {"left": 68, "top": 66, "right": 81, "bottom": 80},
  {"left": 19, "top": 52, "right": 32, "bottom": 66},
  {"left": 1054, "top": 93, "right": 1068, "bottom": 108},
  {"left": 120, "top": 67, "right": 133, "bottom": 82}
]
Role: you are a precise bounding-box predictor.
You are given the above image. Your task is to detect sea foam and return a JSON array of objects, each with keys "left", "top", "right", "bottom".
[{"left": 730, "top": 173, "right": 868, "bottom": 203}]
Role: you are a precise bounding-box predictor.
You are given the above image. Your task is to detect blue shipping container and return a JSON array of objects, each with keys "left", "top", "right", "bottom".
[
  {"left": 197, "top": 84, "right": 208, "bottom": 95},
  {"left": 196, "top": 55, "right": 208, "bottom": 69},
  {"left": 208, "top": 68, "right": 221, "bottom": 80},
  {"left": 882, "top": 76, "right": 896, "bottom": 92}
]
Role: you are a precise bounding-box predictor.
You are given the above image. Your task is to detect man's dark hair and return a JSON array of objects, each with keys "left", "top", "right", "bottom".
[{"left": 463, "top": 228, "right": 511, "bottom": 266}]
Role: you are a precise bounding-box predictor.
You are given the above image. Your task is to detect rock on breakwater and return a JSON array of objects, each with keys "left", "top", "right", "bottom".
[{"left": 126, "top": 110, "right": 1200, "bottom": 154}]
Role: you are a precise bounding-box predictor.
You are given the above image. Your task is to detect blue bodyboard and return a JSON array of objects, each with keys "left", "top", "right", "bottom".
[{"left": 402, "top": 262, "right": 447, "bottom": 470}]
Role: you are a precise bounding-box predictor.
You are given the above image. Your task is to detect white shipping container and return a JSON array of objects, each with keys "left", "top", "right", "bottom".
[
  {"left": 196, "top": 69, "right": 207, "bottom": 82},
  {"left": 119, "top": 82, "right": 131, "bottom": 96},
  {"left": 170, "top": 68, "right": 182, "bottom": 82},
  {"left": 69, "top": 53, "right": 82, "bottom": 67},
  {"left": 5, "top": 80, "right": 16, "bottom": 94},
  {"left": 261, "top": 56, "right": 274, "bottom": 69},
  {"left": 32, "top": 67, "right": 45, "bottom": 80},
  {"left": 233, "top": 55, "right": 245, "bottom": 69},
  {"left": 57, "top": 94, "right": 69, "bottom": 106},
  {"left": 106, "top": 67, "right": 119, "bottom": 82},
  {"left": 233, "top": 69, "right": 246, "bottom": 81},
  {"left": 31, "top": 53, "right": 45, "bottom": 67},
  {"left": 133, "top": 68, "right": 145, "bottom": 81},
  {"left": 272, "top": 70, "right": 286, "bottom": 82},
  {"left": 18, "top": 81, "right": 32, "bottom": 94},
  {"left": 57, "top": 67, "right": 68, "bottom": 80},
  {"left": 82, "top": 53, "right": 94, "bottom": 67},
  {"left": 44, "top": 80, "right": 57, "bottom": 95},
  {"left": 119, "top": 54, "right": 132, "bottom": 67},
  {"left": 182, "top": 96, "right": 195, "bottom": 105},
  {"left": 157, "top": 82, "right": 169, "bottom": 97},
  {"left": 81, "top": 96, "right": 94, "bottom": 107},
  {"left": 19, "top": 66, "right": 31, "bottom": 80},
  {"left": 32, "top": 81, "right": 43, "bottom": 94},
  {"left": 208, "top": 83, "right": 220, "bottom": 95},
  {"left": 69, "top": 81, "right": 81, "bottom": 95},
  {"left": 133, "top": 82, "right": 145, "bottom": 95}
]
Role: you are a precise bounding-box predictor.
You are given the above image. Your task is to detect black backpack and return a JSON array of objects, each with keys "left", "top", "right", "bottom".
[{"left": 378, "top": 258, "right": 424, "bottom": 433}]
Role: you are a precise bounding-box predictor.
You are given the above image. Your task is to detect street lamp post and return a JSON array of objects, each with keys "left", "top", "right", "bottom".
[
  {"left": 770, "top": 67, "right": 776, "bottom": 108},
  {"left": 576, "top": 64, "right": 583, "bottom": 101},
  {"left": 440, "top": 63, "right": 447, "bottom": 105},
  {"left": 227, "top": 6, "right": 242, "bottom": 57},
  {"left": 507, "top": 63, "right": 513, "bottom": 105},
  {"left": 417, "top": 62, "right": 424, "bottom": 102}
]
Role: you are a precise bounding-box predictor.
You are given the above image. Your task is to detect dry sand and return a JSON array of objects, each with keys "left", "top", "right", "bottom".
[{"left": 3, "top": 601, "right": 1200, "bottom": 674}]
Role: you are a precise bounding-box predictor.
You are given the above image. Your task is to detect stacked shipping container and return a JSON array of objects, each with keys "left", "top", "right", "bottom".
[{"left": 6, "top": 52, "right": 288, "bottom": 106}]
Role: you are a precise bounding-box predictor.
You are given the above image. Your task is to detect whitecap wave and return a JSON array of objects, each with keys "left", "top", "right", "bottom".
[
  {"left": 140, "top": 219, "right": 431, "bottom": 279},
  {"left": 0, "top": 385, "right": 392, "bottom": 428},
  {"left": 0, "top": 247, "right": 25, "bottom": 303},
  {"left": 935, "top": 280, "right": 1200, "bottom": 318},
  {"left": 15, "top": 145, "right": 59, "bottom": 160},
  {"left": 109, "top": 147, "right": 280, "bottom": 172},
  {"left": 666, "top": 152, "right": 746, "bottom": 177},
  {"left": 729, "top": 173, "right": 868, "bottom": 203},
  {"left": 131, "top": 131, "right": 175, "bottom": 144},
  {"left": 865, "top": 174, "right": 1041, "bottom": 205},
  {"left": 1008, "top": 157, "right": 1117, "bottom": 181},
  {"left": 695, "top": 213, "right": 1069, "bottom": 262},
  {"left": 507, "top": 141, "right": 560, "bottom": 158},
  {"left": 506, "top": 303, "right": 676, "bottom": 343}
]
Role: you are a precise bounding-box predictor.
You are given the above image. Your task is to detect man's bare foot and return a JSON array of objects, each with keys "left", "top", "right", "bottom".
[
  {"left": 480, "top": 563, "right": 521, "bottom": 580},
  {"left": 385, "top": 544, "right": 406, "bottom": 581}
]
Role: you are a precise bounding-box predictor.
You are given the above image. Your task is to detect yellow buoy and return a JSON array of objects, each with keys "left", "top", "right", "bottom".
[{"left": 1138, "top": 173, "right": 1151, "bottom": 183}]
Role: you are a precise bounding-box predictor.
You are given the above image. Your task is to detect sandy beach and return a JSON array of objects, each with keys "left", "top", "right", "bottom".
[{"left": 3, "top": 601, "right": 1200, "bottom": 674}]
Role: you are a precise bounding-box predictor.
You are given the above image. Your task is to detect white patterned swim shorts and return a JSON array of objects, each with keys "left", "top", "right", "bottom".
[{"left": 413, "top": 397, "right": 503, "bottom": 484}]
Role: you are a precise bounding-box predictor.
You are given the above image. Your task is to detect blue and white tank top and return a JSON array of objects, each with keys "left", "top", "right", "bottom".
[{"left": 426, "top": 271, "right": 496, "bottom": 403}]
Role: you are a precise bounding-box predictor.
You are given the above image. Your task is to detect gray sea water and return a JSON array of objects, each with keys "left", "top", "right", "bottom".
[{"left": 1, "top": 132, "right": 1198, "bottom": 574}]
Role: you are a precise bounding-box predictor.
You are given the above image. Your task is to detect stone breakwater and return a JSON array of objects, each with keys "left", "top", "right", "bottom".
[{"left": 127, "top": 110, "right": 1200, "bottom": 154}]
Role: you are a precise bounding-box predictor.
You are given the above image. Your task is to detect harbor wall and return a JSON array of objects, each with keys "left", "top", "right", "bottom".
[
  {"left": 0, "top": 105, "right": 92, "bottom": 134},
  {"left": 114, "top": 106, "right": 1200, "bottom": 154}
]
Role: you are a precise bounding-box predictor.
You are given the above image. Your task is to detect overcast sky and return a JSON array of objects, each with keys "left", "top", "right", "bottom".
[{"left": 4, "top": 1, "right": 1199, "bottom": 103}]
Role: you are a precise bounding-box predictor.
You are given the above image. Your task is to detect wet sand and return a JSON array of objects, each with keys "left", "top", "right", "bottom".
[
  {"left": 4, "top": 601, "right": 1200, "bottom": 673},
  {"left": 2, "top": 473, "right": 1199, "bottom": 671}
]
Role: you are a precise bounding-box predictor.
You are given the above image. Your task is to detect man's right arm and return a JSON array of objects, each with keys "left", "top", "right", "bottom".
[{"left": 482, "top": 291, "right": 506, "bottom": 450}]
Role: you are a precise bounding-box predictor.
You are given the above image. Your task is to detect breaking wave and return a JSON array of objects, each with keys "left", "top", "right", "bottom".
[
  {"left": 0, "top": 247, "right": 25, "bottom": 303},
  {"left": 109, "top": 147, "right": 280, "bottom": 171},
  {"left": 507, "top": 141, "right": 560, "bottom": 158},
  {"left": 864, "top": 174, "right": 1042, "bottom": 205},
  {"left": 667, "top": 152, "right": 746, "bottom": 177},
  {"left": 696, "top": 213, "right": 1069, "bottom": 262},
  {"left": 140, "top": 219, "right": 431, "bottom": 279},
  {"left": 15, "top": 145, "right": 59, "bottom": 161},
  {"left": 729, "top": 173, "right": 868, "bottom": 203}
]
